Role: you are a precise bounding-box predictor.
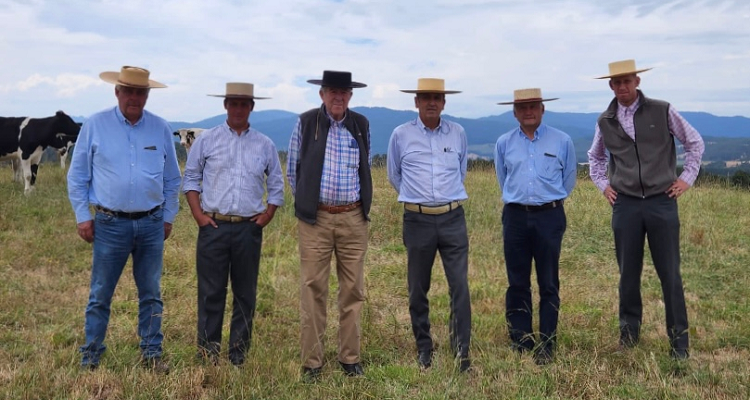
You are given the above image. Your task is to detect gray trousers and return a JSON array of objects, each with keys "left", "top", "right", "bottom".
[
  {"left": 612, "top": 193, "right": 689, "bottom": 350},
  {"left": 404, "top": 207, "right": 471, "bottom": 357}
]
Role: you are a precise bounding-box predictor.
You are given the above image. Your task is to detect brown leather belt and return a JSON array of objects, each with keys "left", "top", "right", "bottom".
[
  {"left": 318, "top": 201, "right": 361, "bottom": 214},
  {"left": 404, "top": 201, "right": 462, "bottom": 215},
  {"left": 203, "top": 211, "right": 252, "bottom": 222},
  {"left": 95, "top": 205, "right": 161, "bottom": 219},
  {"left": 506, "top": 200, "right": 563, "bottom": 212}
]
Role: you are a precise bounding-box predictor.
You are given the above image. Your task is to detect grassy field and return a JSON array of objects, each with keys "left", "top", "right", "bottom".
[{"left": 1, "top": 163, "right": 749, "bottom": 399}]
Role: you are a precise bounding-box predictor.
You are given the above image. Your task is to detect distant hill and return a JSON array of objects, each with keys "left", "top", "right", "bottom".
[{"left": 73, "top": 107, "right": 750, "bottom": 162}]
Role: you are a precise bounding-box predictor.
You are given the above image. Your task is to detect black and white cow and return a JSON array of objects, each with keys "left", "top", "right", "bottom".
[
  {"left": 56, "top": 122, "right": 82, "bottom": 168},
  {"left": 0, "top": 111, "right": 81, "bottom": 194},
  {"left": 173, "top": 128, "right": 205, "bottom": 154}
]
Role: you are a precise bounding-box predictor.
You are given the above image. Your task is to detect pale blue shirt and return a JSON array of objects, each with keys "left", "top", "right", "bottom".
[
  {"left": 67, "top": 106, "right": 182, "bottom": 223},
  {"left": 494, "top": 123, "right": 577, "bottom": 205},
  {"left": 387, "top": 117, "right": 468, "bottom": 205},
  {"left": 182, "top": 122, "right": 284, "bottom": 216}
]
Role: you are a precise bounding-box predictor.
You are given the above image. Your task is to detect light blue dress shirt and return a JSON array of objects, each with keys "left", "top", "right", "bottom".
[
  {"left": 494, "top": 123, "right": 577, "bottom": 205},
  {"left": 182, "top": 122, "right": 284, "bottom": 216},
  {"left": 67, "top": 106, "right": 181, "bottom": 224},
  {"left": 387, "top": 117, "right": 468, "bottom": 205}
]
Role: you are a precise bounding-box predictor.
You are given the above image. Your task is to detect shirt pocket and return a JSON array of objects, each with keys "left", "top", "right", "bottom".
[
  {"left": 441, "top": 148, "right": 460, "bottom": 172},
  {"left": 141, "top": 147, "right": 165, "bottom": 176},
  {"left": 536, "top": 153, "right": 562, "bottom": 181}
]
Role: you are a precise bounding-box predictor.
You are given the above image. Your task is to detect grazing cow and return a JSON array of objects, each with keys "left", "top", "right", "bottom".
[
  {"left": 173, "top": 128, "right": 205, "bottom": 154},
  {"left": 56, "top": 122, "right": 82, "bottom": 168},
  {"left": 0, "top": 111, "right": 81, "bottom": 194}
]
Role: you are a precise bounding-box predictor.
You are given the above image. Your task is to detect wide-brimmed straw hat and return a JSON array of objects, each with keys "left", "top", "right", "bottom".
[
  {"left": 497, "top": 88, "right": 558, "bottom": 105},
  {"left": 596, "top": 59, "right": 653, "bottom": 79},
  {"left": 207, "top": 82, "right": 270, "bottom": 99},
  {"left": 99, "top": 66, "right": 166, "bottom": 88},
  {"left": 400, "top": 78, "right": 461, "bottom": 94},
  {"left": 307, "top": 70, "right": 367, "bottom": 88}
]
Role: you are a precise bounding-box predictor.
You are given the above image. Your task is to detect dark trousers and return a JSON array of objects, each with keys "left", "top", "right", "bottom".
[
  {"left": 502, "top": 204, "right": 566, "bottom": 351},
  {"left": 612, "top": 193, "right": 689, "bottom": 350},
  {"left": 196, "top": 220, "right": 263, "bottom": 362},
  {"left": 403, "top": 207, "right": 471, "bottom": 357}
]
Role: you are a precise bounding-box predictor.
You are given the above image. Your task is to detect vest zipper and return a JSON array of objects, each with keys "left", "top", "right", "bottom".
[{"left": 633, "top": 141, "right": 645, "bottom": 198}]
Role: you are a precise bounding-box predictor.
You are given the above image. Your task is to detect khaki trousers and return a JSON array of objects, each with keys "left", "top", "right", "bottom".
[{"left": 298, "top": 207, "right": 368, "bottom": 368}]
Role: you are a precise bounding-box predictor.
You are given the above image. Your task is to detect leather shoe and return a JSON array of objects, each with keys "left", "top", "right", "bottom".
[
  {"left": 417, "top": 350, "right": 433, "bottom": 369},
  {"left": 533, "top": 347, "right": 554, "bottom": 366},
  {"left": 142, "top": 357, "right": 170, "bottom": 374},
  {"left": 619, "top": 327, "right": 639, "bottom": 348},
  {"left": 670, "top": 348, "right": 690, "bottom": 360},
  {"left": 340, "top": 362, "right": 364, "bottom": 376},
  {"left": 458, "top": 357, "right": 471, "bottom": 373},
  {"left": 302, "top": 366, "right": 322, "bottom": 383}
]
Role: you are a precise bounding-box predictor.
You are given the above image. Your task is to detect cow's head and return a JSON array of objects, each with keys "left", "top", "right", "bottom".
[
  {"left": 53, "top": 111, "right": 82, "bottom": 138},
  {"left": 174, "top": 128, "right": 200, "bottom": 149}
]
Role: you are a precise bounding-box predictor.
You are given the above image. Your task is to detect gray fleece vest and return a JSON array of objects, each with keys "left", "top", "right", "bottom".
[
  {"left": 293, "top": 105, "right": 372, "bottom": 224},
  {"left": 597, "top": 91, "right": 676, "bottom": 198}
]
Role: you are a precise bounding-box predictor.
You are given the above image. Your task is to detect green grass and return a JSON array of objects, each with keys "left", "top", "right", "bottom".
[{"left": 1, "top": 163, "right": 749, "bottom": 399}]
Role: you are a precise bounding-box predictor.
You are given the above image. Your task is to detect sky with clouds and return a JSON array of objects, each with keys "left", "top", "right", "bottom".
[{"left": 1, "top": 0, "right": 748, "bottom": 122}]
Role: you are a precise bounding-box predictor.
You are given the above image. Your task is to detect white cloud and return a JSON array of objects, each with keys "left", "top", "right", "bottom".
[{"left": 0, "top": 0, "right": 748, "bottom": 120}]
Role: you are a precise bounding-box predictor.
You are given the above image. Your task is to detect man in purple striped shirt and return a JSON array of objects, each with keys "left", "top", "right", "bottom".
[{"left": 587, "top": 59, "right": 704, "bottom": 360}]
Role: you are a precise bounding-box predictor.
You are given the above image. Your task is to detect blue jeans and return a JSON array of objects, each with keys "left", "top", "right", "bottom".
[{"left": 80, "top": 209, "right": 165, "bottom": 366}]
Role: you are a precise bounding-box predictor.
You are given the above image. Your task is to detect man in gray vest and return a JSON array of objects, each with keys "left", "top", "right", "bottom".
[
  {"left": 286, "top": 70, "right": 371, "bottom": 381},
  {"left": 587, "top": 59, "right": 704, "bottom": 360}
]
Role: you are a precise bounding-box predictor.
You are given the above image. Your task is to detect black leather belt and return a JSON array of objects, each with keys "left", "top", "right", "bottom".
[
  {"left": 506, "top": 200, "right": 563, "bottom": 212},
  {"left": 95, "top": 205, "right": 161, "bottom": 219}
]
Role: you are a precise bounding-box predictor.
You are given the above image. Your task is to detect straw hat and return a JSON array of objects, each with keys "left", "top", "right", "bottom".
[
  {"left": 596, "top": 59, "right": 653, "bottom": 79},
  {"left": 307, "top": 70, "right": 367, "bottom": 88},
  {"left": 400, "top": 78, "right": 461, "bottom": 94},
  {"left": 497, "top": 88, "right": 558, "bottom": 105},
  {"left": 99, "top": 66, "right": 166, "bottom": 88},
  {"left": 208, "top": 82, "right": 270, "bottom": 99}
]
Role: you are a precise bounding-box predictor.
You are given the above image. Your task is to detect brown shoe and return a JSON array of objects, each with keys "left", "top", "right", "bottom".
[{"left": 142, "top": 357, "right": 170, "bottom": 374}]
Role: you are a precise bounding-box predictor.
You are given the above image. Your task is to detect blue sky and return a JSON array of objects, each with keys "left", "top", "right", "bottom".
[{"left": 1, "top": 0, "right": 748, "bottom": 122}]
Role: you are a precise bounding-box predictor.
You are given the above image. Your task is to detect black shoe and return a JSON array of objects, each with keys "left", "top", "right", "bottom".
[
  {"left": 142, "top": 357, "right": 170, "bottom": 374},
  {"left": 196, "top": 350, "right": 220, "bottom": 366},
  {"left": 458, "top": 357, "right": 471, "bottom": 373},
  {"left": 81, "top": 362, "right": 99, "bottom": 371},
  {"left": 417, "top": 350, "right": 433, "bottom": 369},
  {"left": 670, "top": 348, "right": 690, "bottom": 360},
  {"left": 619, "top": 326, "right": 640, "bottom": 348},
  {"left": 229, "top": 352, "right": 245, "bottom": 366},
  {"left": 533, "top": 347, "right": 554, "bottom": 366},
  {"left": 510, "top": 341, "right": 534, "bottom": 354},
  {"left": 302, "top": 366, "right": 322, "bottom": 383},
  {"left": 340, "top": 362, "right": 364, "bottom": 376}
]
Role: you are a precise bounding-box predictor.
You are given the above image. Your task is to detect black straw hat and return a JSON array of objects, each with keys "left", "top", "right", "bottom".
[{"left": 307, "top": 70, "right": 367, "bottom": 88}]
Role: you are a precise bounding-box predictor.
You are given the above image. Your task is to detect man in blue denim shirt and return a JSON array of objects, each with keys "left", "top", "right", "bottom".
[
  {"left": 67, "top": 66, "right": 181, "bottom": 372},
  {"left": 494, "top": 88, "right": 576, "bottom": 365}
]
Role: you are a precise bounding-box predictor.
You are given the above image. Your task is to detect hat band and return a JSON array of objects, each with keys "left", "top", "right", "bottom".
[{"left": 117, "top": 79, "right": 150, "bottom": 88}]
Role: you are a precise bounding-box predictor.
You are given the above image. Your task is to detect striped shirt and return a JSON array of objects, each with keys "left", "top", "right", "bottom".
[
  {"left": 387, "top": 117, "right": 468, "bottom": 205},
  {"left": 286, "top": 111, "right": 370, "bottom": 205},
  {"left": 588, "top": 96, "right": 705, "bottom": 192},
  {"left": 182, "top": 122, "right": 284, "bottom": 217}
]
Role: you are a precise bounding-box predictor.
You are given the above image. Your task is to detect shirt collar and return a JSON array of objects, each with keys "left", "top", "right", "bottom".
[
  {"left": 116, "top": 106, "right": 144, "bottom": 126},
  {"left": 223, "top": 121, "right": 251, "bottom": 136},
  {"left": 415, "top": 116, "right": 444, "bottom": 134},
  {"left": 324, "top": 107, "right": 347, "bottom": 126},
  {"left": 516, "top": 123, "right": 545, "bottom": 141},
  {"left": 618, "top": 95, "right": 641, "bottom": 115}
]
